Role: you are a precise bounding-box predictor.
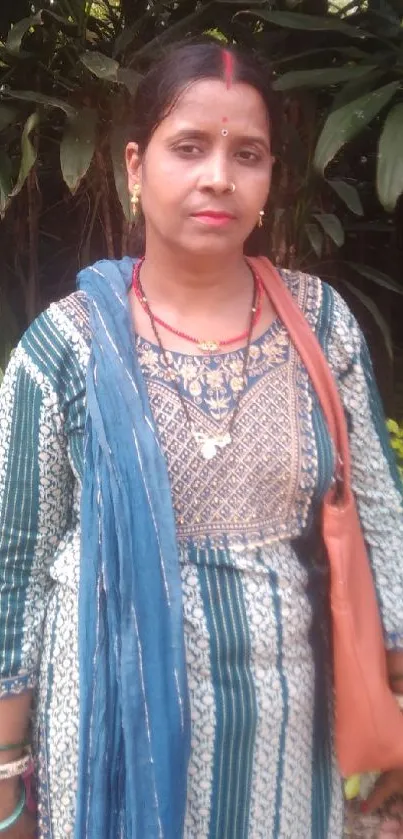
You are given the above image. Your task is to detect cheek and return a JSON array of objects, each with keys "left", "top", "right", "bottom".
[
  {"left": 144, "top": 150, "right": 193, "bottom": 204},
  {"left": 238, "top": 170, "right": 271, "bottom": 212}
]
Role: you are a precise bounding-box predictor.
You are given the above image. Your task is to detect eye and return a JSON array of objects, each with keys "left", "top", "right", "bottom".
[
  {"left": 236, "top": 149, "right": 262, "bottom": 164},
  {"left": 173, "top": 143, "right": 203, "bottom": 157}
]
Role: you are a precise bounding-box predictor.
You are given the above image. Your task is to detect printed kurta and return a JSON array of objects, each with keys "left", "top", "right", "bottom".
[{"left": 1, "top": 266, "right": 403, "bottom": 838}]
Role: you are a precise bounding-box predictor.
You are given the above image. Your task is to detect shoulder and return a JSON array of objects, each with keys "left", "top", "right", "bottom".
[
  {"left": 15, "top": 292, "right": 90, "bottom": 400},
  {"left": 278, "top": 267, "right": 362, "bottom": 377}
]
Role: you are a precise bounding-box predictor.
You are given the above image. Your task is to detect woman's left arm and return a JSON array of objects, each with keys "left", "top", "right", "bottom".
[
  {"left": 328, "top": 292, "right": 403, "bottom": 811},
  {"left": 334, "top": 310, "right": 403, "bottom": 660}
]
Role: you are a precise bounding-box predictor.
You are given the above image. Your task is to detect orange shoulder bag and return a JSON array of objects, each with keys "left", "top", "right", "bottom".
[{"left": 249, "top": 256, "right": 403, "bottom": 776}]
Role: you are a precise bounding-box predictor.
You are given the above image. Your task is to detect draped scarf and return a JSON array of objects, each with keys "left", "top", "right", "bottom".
[{"left": 74, "top": 258, "right": 190, "bottom": 839}]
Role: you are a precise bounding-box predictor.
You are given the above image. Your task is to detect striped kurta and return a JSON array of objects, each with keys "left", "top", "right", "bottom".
[{"left": 1, "top": 265, "right": 403, "bottom": 839}]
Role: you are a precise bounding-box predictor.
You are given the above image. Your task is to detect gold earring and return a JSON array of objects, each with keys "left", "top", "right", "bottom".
[
  {"left": 130, "top": 184, "right": 141, "bottom": 216},
  {"left": 258, "top": 210, "right": 264, "bottom": 228}
]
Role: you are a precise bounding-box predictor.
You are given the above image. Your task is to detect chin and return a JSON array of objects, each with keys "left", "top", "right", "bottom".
[{"left": 178, "top": 232, "right": 245, "bottom": 258}]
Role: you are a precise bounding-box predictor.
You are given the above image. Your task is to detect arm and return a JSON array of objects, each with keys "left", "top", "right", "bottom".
[
  {"left": 0, "top": 333, "right": 74, "bottom": 819},
  {"left": 325, "top": 287, "right": 403, "bottom": 808},
  {"left": 325, "top": 287, "right": 403, "bottom": 655}
]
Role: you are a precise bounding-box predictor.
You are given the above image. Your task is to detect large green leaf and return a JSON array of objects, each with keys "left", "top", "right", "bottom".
[
  {"left": 273, "top": 64, "right": 376, "bottom": 92},
  {"left": 274, "top": 46, "right": 369, "bottom": 66},
  {"left": 110, "top": 124, "right": 131, "bottom": 222},
  {"left": 331, "top": 70, "right": 386, "bottom": 110},
  {"left": 6, "top": 11, "right": 43, "bottom": 55},
  {"left": 342, "top": 281, "right": 393, "bottom": 359},
  {"left": 2, "top": 89, "right": 77, "bottom": 119},
  {"left": 376, "top": 103, "right": 403, "bottom": 213},
  {"left": 314, "top": 81, "right": 400, "bottom": 174},
  {"left": 0, "top": 105, "right": 19, "bottom": 133},
  {"left": 305, "top": 222, "right": 323, "bottom": 258},
  {"left": 347, "top": 262, "right": 403, "bottom": 295},
  {"left": 80, "top": 50, "right": 119, "bottom": 81},
  {"left": 10, "top": 112, "right": 39, "bottom": 198},
  {"left": 60, "top": 107, "right": 97, "bottom": 194},
  {"left": 238, "top": 10, "right": 364, "bottom": 38},
  {"left": 116, "top": 68, "right": 141, "bottom": 96},
  {"left": 313, "top": 212, "right": 345, "bottom": 246},
  {"left": 0, "top": 151, "right": 13, "bottom": 218},
  {"left": 328, "top": 179, "right": 363, "bottom": 216}
]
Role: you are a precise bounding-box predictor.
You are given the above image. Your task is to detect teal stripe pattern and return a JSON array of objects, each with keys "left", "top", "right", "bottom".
[
  {"left": 0, "top": 367, "right": 41, "bottom": 675},
  {"left": 195, "top": 546, "right": 257, "bottom": 839},
  {"left": 268, "top": 569, "right": 289, "bottom": 838}
]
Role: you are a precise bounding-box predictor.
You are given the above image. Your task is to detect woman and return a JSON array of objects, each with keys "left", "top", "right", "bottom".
[{"left": 0, "top": 39, "right": 403, "bottom": 839}]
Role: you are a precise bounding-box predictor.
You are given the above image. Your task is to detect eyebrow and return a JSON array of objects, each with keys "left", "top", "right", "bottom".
[{"left": 169, "top": 128, "right": 270, "bottom": 151}]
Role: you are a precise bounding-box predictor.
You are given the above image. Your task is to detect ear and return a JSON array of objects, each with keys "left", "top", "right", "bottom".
[{"left": 125, "top": 142, "right": 142, "bottom": 193}]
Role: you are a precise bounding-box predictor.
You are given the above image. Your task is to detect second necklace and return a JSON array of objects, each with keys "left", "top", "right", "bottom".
[{"left": 136, "top": 262, "right": 258, "bottom": 460}]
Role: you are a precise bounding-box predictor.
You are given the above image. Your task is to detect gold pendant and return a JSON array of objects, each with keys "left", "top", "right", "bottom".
[
  {"left": 194, "top": 432, "right": 232, "bottom": 460},
  {"left": 197, "top": 340, "right": 220, "bottom": 354}
]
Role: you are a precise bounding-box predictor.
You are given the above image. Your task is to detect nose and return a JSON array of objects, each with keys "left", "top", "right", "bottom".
[{"left": 198, "top": 149, "right": 233, "bottom": 194}]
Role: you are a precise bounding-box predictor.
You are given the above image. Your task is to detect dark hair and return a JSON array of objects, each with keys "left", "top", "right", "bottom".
[{"left": 129, "top": 39, "right": 280, "bottom": 255}]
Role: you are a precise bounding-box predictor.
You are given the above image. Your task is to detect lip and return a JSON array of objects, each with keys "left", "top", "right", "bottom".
[{"left": 191, "top": 211, "right": 235, "bottom": 227}]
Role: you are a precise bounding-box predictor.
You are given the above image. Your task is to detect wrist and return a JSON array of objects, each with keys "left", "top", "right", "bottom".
[{"left": 0, "top": 778, "right": 20, "bottom": 819}]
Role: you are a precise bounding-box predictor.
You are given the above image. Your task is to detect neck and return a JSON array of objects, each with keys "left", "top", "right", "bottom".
[{"left": 140, "top": 240, "right": 252, "bottom": 312}]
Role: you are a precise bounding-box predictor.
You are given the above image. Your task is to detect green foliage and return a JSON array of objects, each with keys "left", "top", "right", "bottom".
[
  {"left": 387, "top": 419, "right": 403, "bottom": 479},
  {"left": 262, "top": 3, "right": 403, "bottom": 213},
  {"left": 1, "top": 0, "right": 403, "bottom": 391}
]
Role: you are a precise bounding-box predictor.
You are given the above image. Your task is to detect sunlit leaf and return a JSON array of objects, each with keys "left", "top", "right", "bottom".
[
  {"left": 305, "top": 222, "right": 323, "bottom": 257},
  {"left": 237, "top": 10, "right": 364, "bottom": 37},
  {"left": 327, "top": 180, "right": 363, "bottom": 216},
  {"left": 343, "top": 281, "right": 393, "bottom": 359},
  {"left": 387, "top": 419, "right": 400, "bottom": 435},
  {"left": 377, "top": 103, "right": 403, "bottom": 213},
  {"left": 10, "top": 111, "right": 39, "bottom": 198},
  {"left": 313, "top": 213, "right": 345, "bottom": 246},
  {"left": 80, "top": 50, "right": 119, "bottom": 81},
  {"left": 314, "top": 81, "right": 399, "bottom": 174},
  {"left": 2, "top": 88, "right": 77, "bottom": 118},
  {"left": 273, "top": 64, "right": 375, "bottom": 91},
  {"left": 346, "top": 262, "right": 403, "bottom": 294},
  {"left": 0, "top": 150, "right": 13, "bottom": 218},
  {"left": 110, "top": 124, "right": 131, "bottom": 222},
  {"left": 60, "top": 107, "right": 97, "bottom": 194},
  {"left": 6, "top": 12, "right": 43, "bottom": 55}
]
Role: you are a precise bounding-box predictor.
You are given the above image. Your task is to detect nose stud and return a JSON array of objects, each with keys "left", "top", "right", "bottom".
[{"left": 229, "top": 183, "right": 236, "bottom": 193}]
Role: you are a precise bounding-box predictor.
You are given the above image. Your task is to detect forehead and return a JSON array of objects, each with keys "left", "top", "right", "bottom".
[{"left": 162, "top": 79, "right": 270, "bottom": 136}]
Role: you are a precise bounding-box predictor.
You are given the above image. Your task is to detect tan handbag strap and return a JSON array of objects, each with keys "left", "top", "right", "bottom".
[{"left": 247, "top": 256, "right": 352, "bottom": 493}]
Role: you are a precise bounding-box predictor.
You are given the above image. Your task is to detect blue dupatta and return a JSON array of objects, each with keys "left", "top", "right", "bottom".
[{"left": 75, "top": 258, "right": 190, "bottom": 839}]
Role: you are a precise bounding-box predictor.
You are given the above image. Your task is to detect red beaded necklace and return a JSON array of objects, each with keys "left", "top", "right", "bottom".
[{"left": 131, "top": 258, "right": 263, "bottom": 354}]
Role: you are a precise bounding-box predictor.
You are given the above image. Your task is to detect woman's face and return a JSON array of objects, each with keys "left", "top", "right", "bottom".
[{"left": 126, "top": 78, "right": 273, "bottom": 259}]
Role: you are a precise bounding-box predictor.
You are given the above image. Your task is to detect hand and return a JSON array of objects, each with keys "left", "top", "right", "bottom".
[
  {"left": 365, "top": 770, "right": 403, "bottom": 813},
  {"left": 0, "top": 779, "right": 36, "bottom": 839},
  {"left": 0, "top": 808, "right": 36, "bottom": 838},
  {"left": 362, "top": 770, "right": 403, "bottom": 838}
]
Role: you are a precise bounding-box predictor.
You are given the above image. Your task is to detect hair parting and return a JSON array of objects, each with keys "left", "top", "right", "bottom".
[{"left": 222, "top": 48, "right": 235, "bottom": 89}]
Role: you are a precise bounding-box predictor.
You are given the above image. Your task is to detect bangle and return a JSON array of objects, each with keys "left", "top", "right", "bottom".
[
  {"left": 0, "top": 751, "right": 32, "bottom": 781},
  {"left": 0, "top": 740, "right": 29, "bottom": 753},
  {"left": 0, "top": 783, "right": 26, "bottom": 832}
]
